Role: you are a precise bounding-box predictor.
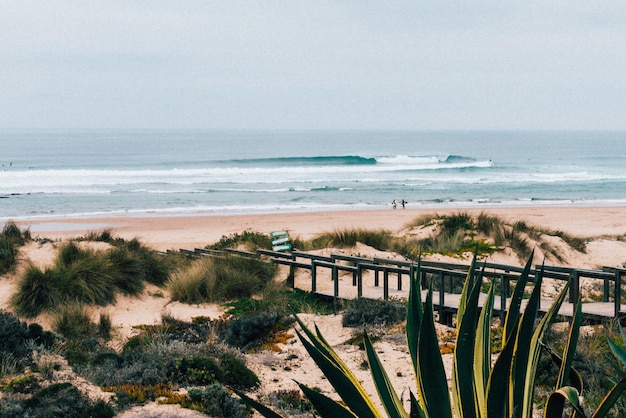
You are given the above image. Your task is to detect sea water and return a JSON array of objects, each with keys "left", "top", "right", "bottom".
[{"left": 1, "top": 129, "right": 625, "bottom": 221}]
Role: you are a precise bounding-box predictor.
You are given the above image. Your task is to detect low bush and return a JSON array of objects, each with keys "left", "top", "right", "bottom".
[
  {"left": 168, "top": 255, "right": 277, "bottom": 304},
  {"left": 185, "top": 384, "right": 250, "bottom": 418},
  {"left": 22, "top": 382, "right": 114, "bottom": 418},
  {"left": 11, "top": 238, "right": 174, "bottom": 317},
  {"left": 0, "top": 221, "right": 30, "bottom": 274},
  {"left": 0, "top": 310, "right": 57, "bottom": 375},
  {"left": 309, "top": 228, "right": 393, "bottom": 251},
  {"left": 342, "top": 297, "right": 406, "bottom": 328},
  {"left": 208, "top": 230, "right": 273, "bottom": 251},
  {"left": 224, "top": 311, "right": 293, "bottom": 351},
  {"left": 51, "top": 304, "right": 97, "bottom": 340}
]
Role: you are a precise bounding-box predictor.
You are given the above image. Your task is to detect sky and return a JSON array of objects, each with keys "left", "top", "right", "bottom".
[{"left": 1, "top": 1, "right": 625, "bottom": 130}]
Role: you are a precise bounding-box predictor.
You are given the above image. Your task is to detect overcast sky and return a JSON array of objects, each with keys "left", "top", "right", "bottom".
[{"left": 1, "top": 1, "right": 625, "bottom": 130}]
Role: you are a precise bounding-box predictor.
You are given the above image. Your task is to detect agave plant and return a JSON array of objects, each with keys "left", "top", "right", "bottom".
[{"left": 239, "top": 252, "right": 626, "bottom": 417}]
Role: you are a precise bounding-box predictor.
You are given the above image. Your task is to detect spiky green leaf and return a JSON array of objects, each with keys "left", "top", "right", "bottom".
[
  {"left": 503, "top": 252, "right": 534, "bottom": 347},
  {"left": 298, "top": 383, "right": 359, "bottom": 418},
  {"left": 407, "top": 259, "right": 423, "bottom": 378},
  {"left": 364, "top": 332, "right": 409, "bottom": 418},
  {"left": 475, "top": 281, "right": 495, "bottom": 416},
  {"left": 452, "top": 260, "right": 483, "bottom": 418},
  {"left": 294, "top": 325, "right": 381, "bottom": 418},
  {"left": 556, "top": 297, "right": 582, "bottom": 389},
  {"left": 543, "top": 386, "right": 585, "bottom": 418},
  {"left": 520, "top": 279, "right": 571, "bottom": 418},
  {"left": 235, "top": 390, "right": 287, "bottom": 418},
  {"left": 418, "top": 288, "right": 453, "bottom": 418}
]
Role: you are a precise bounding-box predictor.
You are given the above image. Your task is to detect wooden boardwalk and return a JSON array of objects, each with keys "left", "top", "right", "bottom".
[
  {"left": 261, "top": 249, "right": 626, "bottom": 325},
  {"left": 178, "top": 247, "right": 626, "bottom": 324}
]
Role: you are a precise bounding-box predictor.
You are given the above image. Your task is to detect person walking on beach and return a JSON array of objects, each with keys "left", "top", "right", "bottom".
[
  {"left": 401, "top": 199, "right": 406, "bottom": 209},
  {"left": 391, "top": 199, "right": 397, "bottom": 209}
]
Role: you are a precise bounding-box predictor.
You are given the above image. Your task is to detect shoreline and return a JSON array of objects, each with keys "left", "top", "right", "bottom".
[{"left": 13, "top": 205, "right": 626, "bottom": 252}]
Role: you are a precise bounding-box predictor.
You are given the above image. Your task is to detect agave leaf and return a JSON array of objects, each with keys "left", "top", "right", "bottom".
[
  {"left": 520, "top": 279, "right": 571, "bottom": 418},
  {"left": 364, "top": 332, "right": 409, "bottom": 418},
  {"left": 298, "top": 383, "right": 359, "bottom": 418},
  {"left": 503, "top": 252, "right": 535, "bottom": 347},
  {"left": 607, "top": 335, "right": 626, "bottom": 369},
  {"left": 456, "top": 250, "right": 479, "bottom": 326},
  {"left": 510, "top": 269, "right": 545, "bottom": 416},
  {"left": 234, "top": 389, "right": 287, "bottom": 418},
  {"left": 590, "top": 376, "right": 626, "bottom": 418},
  {"left": 543, "top": 386, "right": 586, "bottom": 418},
  {"left": 486, "top": 332, "right": 516, "bottom": 417},
  {"left": 294, "top": 326, "right": 382, "bottom": 418},
  {"left": 556, "top": 297, "right": 582, "bottom": 389},
  {"left": 418, "top": 288, "right": 453, "bottom": 418},
  {"left": 407, "top": 258, "right": 423, "bottom": 380},
  {"left": 409, "top": 391, "right": 427, "bottom": 418},
  {"left": 474, "top": 280, "right": 495, "bottom": 417},
  {"left": 452, "top": 259, "right": 483, "bottom": 418}
]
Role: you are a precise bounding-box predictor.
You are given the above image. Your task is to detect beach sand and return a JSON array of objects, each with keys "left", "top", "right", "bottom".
[
  {"left": 17, "top": 205, "right": 626, "bottom": 252},
  {"left": 5, "top": 206, "right": 626, "bottom": 416}
]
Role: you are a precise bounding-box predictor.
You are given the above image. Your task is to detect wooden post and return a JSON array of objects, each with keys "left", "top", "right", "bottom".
[
  {"left": 383, "top": 269, "right": 389, "bottom": 300},
  {"left": 357, "top": 266, "right": 363, "bottom": 299},
  {"left": 439, "top": 271, "right": 445, "bottom": 324},
  {"left": 615, "top": 270, "right": 622, "bottom": 318},
  {"left": 384, "top": 269, "right": 389, "bottom": 300},
  {"left": 311, "top": 260, "right": 317, "bottom": 292},
  {"left": 374, "top": 269, "right": 379, "bottom": 287},
  {"left": 333, "top": 266, "right": 339, "bottom": 310}
]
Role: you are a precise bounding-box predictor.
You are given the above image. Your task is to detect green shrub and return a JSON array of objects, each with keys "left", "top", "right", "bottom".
[
  {"left": 168, "top": 255, "right": 277, "bottom": 304},
  {"left": 166, "top": 356, "right": 222, "bottom": 385},
  {"left": 0, "top": 310, "right": 32, "bottom": 361},
  {"left": 23, "top": 382, "right": 114, "bottom": 418},
  {"left": 209, "top": 230, "right": 273, "bottom": 251},
  {"left": 218, "top": 351, "right": 260, "bottom": 390},
  {"left": 51, "top": 304, "right": 97, "bottom": 340},
  {"left": 185, "top": 385, "right": 250, "bottom": 418},
  {"left": 11, "top": 238, "right": 173, "bottom": 316},
  {"left": 0, "top": 221, "right": 29, "bottom": 274},
  {"left": 224, "top": 311, "right": 292, "bottom": 351},
  {"left": 342, "top": 297, "right": 406, "bottom": 328},
  {"left": 310, "top": 228, "right": 393, "bottom": 251},
  {"left": 97, "top": 312, "right": 112, "bottom": 340}
]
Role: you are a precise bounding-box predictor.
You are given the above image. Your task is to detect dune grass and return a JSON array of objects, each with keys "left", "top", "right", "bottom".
[
  {"left": 11, "top": 238, "right": 173, "bottom": 318},
  {"left": 309, "top": 228, "right": 394, "bottom": 251},
  {"left": 400, "top": 212, "right": 587, "bottom": 262},
  {"left": 0, "top": 221, "right": 30, "bottom": 274},
  {"left": 167, "top": 255, "right": 278, "bottom": 304}
]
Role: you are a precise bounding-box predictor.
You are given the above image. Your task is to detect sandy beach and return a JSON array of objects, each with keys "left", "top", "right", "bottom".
[{"left": 16, "top": 205, "right": 626, "bottom": 253}]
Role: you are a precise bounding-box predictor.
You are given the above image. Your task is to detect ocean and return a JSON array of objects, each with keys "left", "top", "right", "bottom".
[{"left": 1, "top": 129, "right": 625, "bottom": 221}]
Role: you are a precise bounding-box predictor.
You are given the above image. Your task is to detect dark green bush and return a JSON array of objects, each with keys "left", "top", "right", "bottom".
[
  {"left": 11, "top": 238, "right": 173, "bottom": 317},
  {"left": 166, "top": 356, "right": 222, "bottom": 385},
  {"left": 51, "top": 304, "right": 97, "bottom": 340},
  {"left": 224, "top": 311, "right": 292, "bottom": 351},
  {"left": 218, "top": 351, "right": 260, "bottom": 390},
  {"left": 209, "top": 230, "right": 273, "bottom": 251},
  {"left": 0, "top": 221, "right": 29, "bottom": 274},
  {"left": 23, "top": 382, "right": 114, "bottom": 418},
  {"left": 342, "top": 297, "right": 406, "bottom": 328},
  {"left": 168, "top": 255, "right": 277, "bottom": 304},
  {"left": 0, "top": 310, "right": 32, "bottom": 361},
  {"left": 186, "top": 385, "right": 250, "bottom": 418}
]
